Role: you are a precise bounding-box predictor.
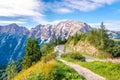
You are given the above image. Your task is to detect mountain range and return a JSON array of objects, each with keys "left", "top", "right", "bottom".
[
  {"left": 0, "top": 20, "right": 91, "bottom": 66},
  {"left": 108, "top": 30, "right": 120, "bottom": 39},
  {"left": 0, "top": 20, "right": 120, "bottom": 66}
]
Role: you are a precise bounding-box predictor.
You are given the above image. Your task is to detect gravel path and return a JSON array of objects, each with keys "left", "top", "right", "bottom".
[
  {"left": 55, "top": 45, "right": 106, "bottom": 62},
  {"left": 55, "top": 45, "right": 106, "bottom": 80},
  {"left": 59, "top": 59, "right": 105, "bottom": 80}
]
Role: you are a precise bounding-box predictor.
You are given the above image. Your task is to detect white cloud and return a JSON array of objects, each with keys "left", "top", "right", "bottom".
[
  {"left": 0, "top": 20, "right": 26, "bottom": 24},
  {"left": 0, "top": 0, "right": 49, "bottom": 25},
  {"left": 91, "top": 0, "right": 116, "bottom": 4},
  {"left": 55, "top": 8, "right": 72, "bottom": 13},
  {"left": 0, "top": 0, "right": 44, "bottom": 17},
  {"left": 0, "top": 0, "right": 118, "bottom": 26},
  {"left": 63, "top": 0, "right": 116, "bottom": 11},
  {"left": 49, "top": 0, "right": 117, "bottom": 12},
  {"left": 89, "top": 21, "right": 120, "bottom": 31}
]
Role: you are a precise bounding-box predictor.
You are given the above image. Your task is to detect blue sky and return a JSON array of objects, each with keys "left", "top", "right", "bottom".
[{"left": 0, "top": 0, "right": 120, "bottom": 31}]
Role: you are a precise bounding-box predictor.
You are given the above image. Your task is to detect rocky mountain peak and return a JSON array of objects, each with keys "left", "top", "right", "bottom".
[
  {"left": 0, "top": 23, "right": 29, "bottom": 35},
  {"left": 29, "top": 20, "right": 92, "bottom": 40},
  {"left": 54, "top": 20, "right": 91, "bottom": 38},
  {"left": 8, "top": 23, "right": 18, "bottom": 27},
  {"left": 29, "top": 24, "right": 54, "bottom": 39}
]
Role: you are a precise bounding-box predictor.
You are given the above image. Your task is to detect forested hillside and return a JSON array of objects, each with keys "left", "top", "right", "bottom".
[{"left": 66, "top": 22, "right": 120, "bottom": 58}]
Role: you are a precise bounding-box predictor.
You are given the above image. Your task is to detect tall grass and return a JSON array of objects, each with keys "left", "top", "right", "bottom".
[
  {"left": 56, "top": 60, "right": 85, "bottom": 80},
  {"left": 80, "top": 61, "right": 120, "bottom": 80},
  {"left": 13, "top": 59, "right": 84, "bottom": 80},
  {"left": 13, "top": 60, "right": 57, "bottom": 80},
  {"left": 62, "top": 53, "right": 120, "bottom": 80}
]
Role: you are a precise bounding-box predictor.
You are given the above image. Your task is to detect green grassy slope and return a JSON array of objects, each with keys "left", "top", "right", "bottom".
[{"left": 13, "top": 59, "right": 84, "bottom": 80}]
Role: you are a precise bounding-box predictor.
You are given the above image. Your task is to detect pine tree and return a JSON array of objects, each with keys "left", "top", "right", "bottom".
[
  {"left": 99, "top": 22, "right": 109, "bottom": 50},
  {"left": 22, "top": 38, "right": 42, "bottom": 69},
  {"left": 41, "top": 42, "right": 55, "bottom": 55},
  {"left": 100, "top": 22, "right": 105, "bottom": 30}
]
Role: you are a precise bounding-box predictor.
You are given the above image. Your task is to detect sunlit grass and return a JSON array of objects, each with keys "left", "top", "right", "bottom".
[
  {"left": 80, "top": 61, "right": 120, "bottom": 80},
  {"left": 62, "top": 54, "right": 120, "bottom": 80},
  {"left": 13, "top": 59, "right": 57, "bottom": 80},
  {"left": 13, "top": 59, "right": 84, "bottom": 80}
]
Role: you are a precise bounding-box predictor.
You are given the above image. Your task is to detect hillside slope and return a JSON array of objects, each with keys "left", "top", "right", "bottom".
[
  {"left": 13, "top": 59, "right": 84, "bottom": 80},
  {"left": 65, "top": 28, "right": 120, "bottom": 58},
  {"left": 66, "top": 40, "right": 111, "bottom": 58}
]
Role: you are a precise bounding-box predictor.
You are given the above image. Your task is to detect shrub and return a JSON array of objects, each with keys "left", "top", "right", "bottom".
[
  {"left": 70, "top": 53, "right": 85, "bottom": 61},
  {"left": 61, "top": 52, "right": 85, "bottom": 62},
  {"left": 42, "top": 53, "right": 56, "bottom": 63}
]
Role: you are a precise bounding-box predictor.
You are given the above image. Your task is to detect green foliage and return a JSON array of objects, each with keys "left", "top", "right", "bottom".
[
  {"left": 61, "top": 52, "right": 85, "bottom": 62},
  {"left": 66, "top": 36, "right": 73, "bottom": 45},
  {"left": 41, "top": 42, "right": 57, "bottom": 63},
  {"left": 54, "top": 37, "right": 67, "bottom": 45},
  {"left": 0, "top": 69, "right": 7, "bottom": 80},
  {"left": 100, "top": 22, "right": 105, "bottom": 30},
  {"left": 6, "top": 61, "right": 18, "bottom": 79},
  {"left": 0, "top": 60, "right": 22, "bottom": 80},
  {"left": 89, "top": 29, "right": 120, "bottom": 57},
  {"left": 26, "top": 60, "right": 84, "bottom": 80},
  {"left": 42, "top": 53, "right": 56, "bottom": 63},
  {"left": 14, "top": 38, "right": 84, "bottom": 80},
  {"left": 66, "top": 22, "right": 120, "bottom": 57},
  {"left": 81, "top": 61, "right": 120, "bottom": 80},
  {"left": 86, "top": 28, "right": 120, "bottom": 57},
  {"left": 16, "top": 58, "right": 84, "bottom": 80},
  {"left": 54, "top": 61, "right": 84, "bottom": 80},
  {"left": 32, "top": 67, "right": 60, "bottom": 80},
  {"left": 87, "top": 23, "right": 120, "bottom": 57},
  {"left": 41, "top": 42, "right": 55, "bottom": 55},
  {"left": 110, "top": 45, "right": 120, "bottom": 57},
  {"left": 73, "top": 33, "right": 81, "bottom": 45},
  {"left": 22, "top": 38, "right": 42, "bottom": 69},
  {"left": 66, "top": 33, "right": 86, "bottom": 46}
]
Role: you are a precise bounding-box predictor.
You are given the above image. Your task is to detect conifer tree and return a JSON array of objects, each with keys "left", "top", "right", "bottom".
[
  {"left": 22, "top": 38, "right": 42, "bottom": 69},
  {"left": 100, "top": 22, "right": 109, "bottom": 50}
]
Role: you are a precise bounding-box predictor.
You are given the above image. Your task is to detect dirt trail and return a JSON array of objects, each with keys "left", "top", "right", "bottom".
[
  {"left": 59, "top": 59, "right": 105, "bottom": 80},
  {"left": 55, "top": 45, "right": 106, "bottom": 80},
  {"left": 55, "top": 45, "right": 106, "bottom": 62}
]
